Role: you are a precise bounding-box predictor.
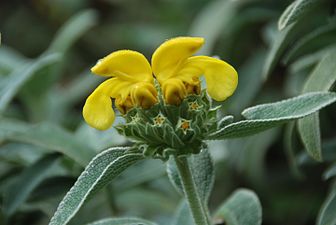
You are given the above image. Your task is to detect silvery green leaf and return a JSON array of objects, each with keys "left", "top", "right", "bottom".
[
  {"left": 301, "top": 51, "right": 336, "bottom": 92},
  {"left": 19, "top": 10, "right": 98, "bottom": 108},
  {"left": 0, "top": 119, "right": 95, "bottom": 166},
  {"left": 284, "top": 122, "right": 303, "bottom": 178},
  {"left": 116, "top": 188, "right": 176, "bottom": 214},
  {"left": 298, "top": 50, "right": 336, "bottom": 161},
  {"left": 75, "top": 121, "right": 127, "bottom": 152},
  {"left": 56, "top": 71, "right": 102, "bottom": 108},
  {"left": 263, "top": 24, "right": 295, "bottom": 79},
  {"left": 167, "top": 148, "right": 214, "bottom": 202},
  {"left": 323, "top": 163, "right": 336, "bottom": 180},
  {"left": 0, "top": 45, "right": 27, "bottom": 72},
  {"left": 278, "top": 0, "right": 318, "bottom": 31},
  {"left": 3, "top": 154, "right": 59, "bottom": 216},
  {"left": 218, "top": 115, "right": 234, "bottom": 129},
  {"left": 213, "top": 189, "right": 262, "bottom": 225},
  {"left": 0, "top": 54, "right": 60, "bottom": 114},
  {"left": 190, "top": 149, "right": 214, "bottom": 202},
  {"left": 114, "top": 159, "right": 165, "bottom": 190},
  {"left": 189, "top": 0, "right": 239, "bottom": 55},
  {"left": 297, "top": 138, "right": 336, "bottom": 165},
  {"left": 231, "top": 129, "right": 279, "bottom": 185},
  {"left": 166, "top": 158, "right": 182, "bottom": 195},
  {"left": 209, "top": 92, "right": 336, "bottom": 139},
  {"left": 0, "top": 143, "right": 45, "bottom": 166},
  {"left": 283, "top": 22, "right": 336, "bottom": 64},
  {"left": 317, "top": 188, "right": 336, "bottom": 225},
  {"left": 86, "top": 217, "right": 157, "bottom": 225},
  {"left": 49, "top": 147, "right": 144, "bottom": 225},
  {"left": 171, "top": 201, "right": 193, "bottom": 225},
  {"left": 289, "top": 45, "right": 336, "bottom": 74},
  {"left": 242, "top": 92, "right": 336, "bottom": 120},
  {"left": 226, "top": 50, "right": 265, "bottom": 114},
  {"left": 298, "top": 113, "right": 322, "bottom": 161},
  {"left": 46, "top": 10, "right": 98, "bottom": 54}
]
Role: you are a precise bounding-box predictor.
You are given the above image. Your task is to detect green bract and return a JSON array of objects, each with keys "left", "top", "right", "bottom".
[{"left": 116, "top": 91, "right": 218, "bottom": 160}]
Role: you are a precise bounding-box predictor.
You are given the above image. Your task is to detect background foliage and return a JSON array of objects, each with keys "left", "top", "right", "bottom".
[{"left": 0, "top": 0, "right": 336, "bottom": 225}]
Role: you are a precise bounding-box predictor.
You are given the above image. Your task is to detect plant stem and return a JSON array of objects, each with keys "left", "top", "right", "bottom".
[{"left": 174, "top": 156, "right": 211, "bottom": 225}]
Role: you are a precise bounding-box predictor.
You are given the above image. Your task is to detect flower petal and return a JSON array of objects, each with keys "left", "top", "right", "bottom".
[
  {"left": 90, "top": 77, "right": 130, "bottom": 100},
  {"left": 82, "top": 80, "right": 116, "bottom": 130},
  {"left": 131, "top": 82, "right": 158, "bottom": 109},
  {"left": 161, "top": 78, "right": 187, "bottom": 105},
  {"left": 91, "top": 50, "right": 152, "bottom": 82},
  {"left": 151, "top": 37, "right": 204, "bottom": 82},
  {"left": 182, "top": 56, "right": 238, "bottom": 101}
]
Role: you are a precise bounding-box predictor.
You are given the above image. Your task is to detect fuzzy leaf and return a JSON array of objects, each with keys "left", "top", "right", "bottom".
[
  {"left": 297, "top": 138, "right": 336, "bottom": 165},
  {"left": 209, "top": 92, "right": 336, "bottom": 139},
  {"left": 323, "top": 163, "right": 336, "bottom": 180},
  {"left": 284, "top": 122, "right": 303, "bottom": 178},
  {"left": 86, "top": 217, "right": 157, "bottom": 225},
  {"left": 242, "top": 92, "right": 336, "bottom": 120},
  {"left": 3, "top": 154, "right": 59, "bottom": 216},
  {"left": 208, "top": 120, "right": 283, "bottom": 139},
  {"left": 171, "top": 201, "right": 193, "bottom": 225},
  {"left": 189, "top": 0, "right": 238, "bottom": 55},
  {"left": 48, "top": 147, "right": 144, "bottom": 225},
  {"left": 284, "top": 22, "right": 336, "bottom": 63},
  {"left": 226, "top": 50, "right": 265, "bottom": 114},
  {"left": 114, "top": 159, "right": 165, "bottom": 190},
  {"left": 167, "top": 148, "right": 214, "bottom": 202},
  {"left": 289, "top": 45, "right": 336, "bottom": 74},
  {"left": 301, "top": 52, "right": 336, "bottom": 92},
  {"left": 218, "top": 115, "right": 234, "bottom": 129},
  {"left": 317, "top": 189, "right": 336, "bottom": 225},
  {"left": 298, "top": 50, "right": 336, "bottom": 161},
  {"left": 278, "top": 0, "right": 318, "bottom": 31},
  {"left": 0, "top": 46, "right": 27, "bottom": 72},
  {"left": 46, "top": 10, "right": 98, "bottom": 54},
  {"left": 214, "top": 189, "right": 262, "bottom": 225},
  {"left": 298, "top": 113, "right": 322, "bottom": 161},
  {"left": 0, "top": 54, "right": 60, "bottom": 113},
  {"left": 262, "top": 24, "right": 295, "bottom": 79},
  {"left": 0, "top": 119, "right": 95, "bottom": 166}
]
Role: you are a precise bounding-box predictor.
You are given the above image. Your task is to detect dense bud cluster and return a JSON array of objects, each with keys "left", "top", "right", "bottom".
[{"left": 116, "top": 91, "right": 219, "bottom": 160}]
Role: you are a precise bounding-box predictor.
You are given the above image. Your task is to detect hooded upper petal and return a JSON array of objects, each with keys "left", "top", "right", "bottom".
[
  {"left": 151, "top": 37, "right": 204, "bottom": 82},
  {"left": 131, "top": 82, "right": 158, "bottom": 109},
  {"left": 91, "top": 50, "right": 153, "bottom": 83},
  {"left": 180, "top": 56, "right": 238, "bottom": 101},
  {"left": 91, "top": 50, "right": 155, "bottom": 102}
]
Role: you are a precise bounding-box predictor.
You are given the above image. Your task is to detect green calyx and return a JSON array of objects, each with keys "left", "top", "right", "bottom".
[{"left": 115, "top": 91, "right": 219, "bottom": 160}]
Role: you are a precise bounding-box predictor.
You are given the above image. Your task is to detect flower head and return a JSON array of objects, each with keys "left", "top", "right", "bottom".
[
  {"left": 152, "top": 37, "right": 238, "bottom": 104},
  {"left": 83, "top": 50, "right": 158, "bottom": 130},
  {"left": 83, "top": 37, "right": 238, "bottom": 131}
]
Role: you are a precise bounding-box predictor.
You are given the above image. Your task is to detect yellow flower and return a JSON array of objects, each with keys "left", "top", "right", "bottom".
[
  {"left": 152, "top": 37, "right": 238, "bottom": 105},
  {"left": 83, "top": 37, "right": 238, "bottom": 131},
  {"left": 83, "top": 50, "right": 158, "bottom": 130}
]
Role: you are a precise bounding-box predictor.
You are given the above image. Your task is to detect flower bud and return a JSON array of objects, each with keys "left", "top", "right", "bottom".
[
  {"left": 115, "top": 96, "right": 134, "bottom": 114},
  {"left": 131, "top": 82, "right": 158, "bottom": 109},
  {"left": 162, "top": 78, "right": 187, "bottom": 105},
  {"left": 184, "top": 77, "right": 201, "bottom": 95}
]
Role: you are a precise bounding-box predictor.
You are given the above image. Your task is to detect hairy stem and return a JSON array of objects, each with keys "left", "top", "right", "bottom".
[{"left": 174, "top": 156, "right": 211, "bottom": 225}]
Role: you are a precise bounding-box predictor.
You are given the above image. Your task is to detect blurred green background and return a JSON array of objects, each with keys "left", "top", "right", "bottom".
[{"left": 1, "top": 0, "right": 336, "bottom": 225}]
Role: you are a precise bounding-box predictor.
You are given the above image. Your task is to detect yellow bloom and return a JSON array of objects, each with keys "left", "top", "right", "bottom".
[
  {"left": 152, "top": 37, "right": 238, "bottom": 105},
  {"left": 83, "top": 37, "right": 238, "bottom": 130},
  {"left": 83, "top": 50, "right": 158, "bottom": 130}
]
